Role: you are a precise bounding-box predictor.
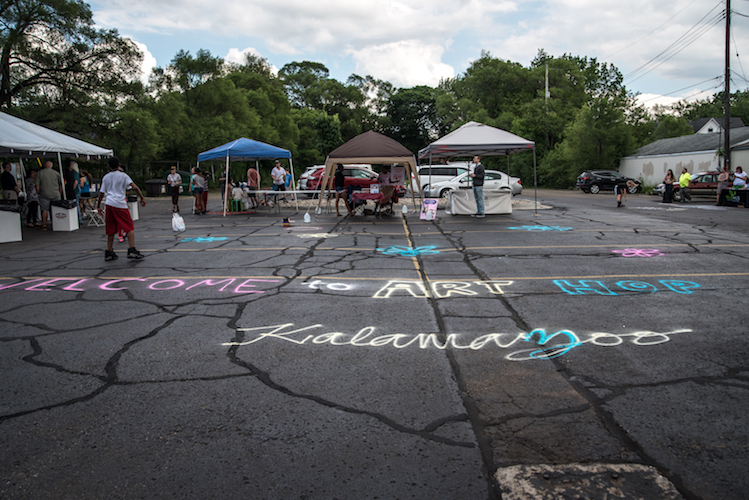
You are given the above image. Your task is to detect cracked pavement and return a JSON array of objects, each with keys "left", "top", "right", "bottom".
[{"left": 1, "top": 190, "right": 748, "bottom": 499}]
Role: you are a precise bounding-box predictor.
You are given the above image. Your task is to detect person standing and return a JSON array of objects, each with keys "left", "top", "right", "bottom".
[
  {"left": 247, "top": 166, "right": 259, "bottom": 208},
  {"left": 79, "top": 169, "right": 94, "bottom": 211},
  {"left": 65, "top": 162, "right": 81, "bottom": 224},
  {"left": 24, "top": 169, "right": 40, "bottom": 227},
  {"left": 662, "top": 169, "right": 675, "bottom": 203},
  {"left": 470, "top": 155, "right": 485, "bottom": 218},
  {"left": 1, "top": 162, "right": 20, "bottom": 203},
  {"left": 334, "top": 163, "right": 352, "bottom": 216},
  {"left": 96, "top": 157, "right": 146, "bottom": 261},
  {"left": 271, "top": 160, "right": 287, "bottom": 201},
  {"left": 167, "top": 166, "right": 181, "bottom": 212},
  {"left": 190, "top": 167, "right": 206, "bottom": 214},
  {"left": 679, "top": 167, "right": 692, "bottom": 203},
  {"left": 717, "top": 165, "right": 731, "bottom": 205},
  {"left": 200, "top": 170, "right": 210, "bottom": 212},
  {"left": 35, "top": 160, "right": 63, "bottom": 230}
]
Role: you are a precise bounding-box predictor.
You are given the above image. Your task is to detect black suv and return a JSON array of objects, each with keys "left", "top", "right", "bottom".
[{"left": 576, "top": 170, "right": 641, "bottom": 194}]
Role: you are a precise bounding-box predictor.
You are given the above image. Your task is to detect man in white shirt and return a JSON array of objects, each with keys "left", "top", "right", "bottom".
[
  {"left": 271, "top": 159, "right": 287, "bottom": 201},
  {"left": 96, "top": 157, "right": 146, "bottom": 261}
]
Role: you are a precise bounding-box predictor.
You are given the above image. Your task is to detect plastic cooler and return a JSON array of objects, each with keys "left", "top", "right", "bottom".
[
  {"left": 0, "top": 204, "right": 23, "bottom": 243},
  {"left": 127, "top": 195, "right": 139, "bottom": 221},
  {"left": 50, "top": 199, "right": 79, "bottom": 231}
]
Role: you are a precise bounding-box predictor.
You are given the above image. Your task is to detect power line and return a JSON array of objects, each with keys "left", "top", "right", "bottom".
[
  {"left": 624, "top": 3, "right": 725, "bottom": 84},
  {"left": 602, "top": 0, "right": 701, "bottom": 60},
  {"left": 732, "top": 30, "right": 748, "bottom": 87},
  {"left": 637, "top": 76, "right": 722, "bottom": 103}
]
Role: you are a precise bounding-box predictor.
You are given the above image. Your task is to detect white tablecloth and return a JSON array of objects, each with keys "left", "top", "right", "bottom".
[{"left": 449, "top": 189, "right": 512, "bottom": 215}]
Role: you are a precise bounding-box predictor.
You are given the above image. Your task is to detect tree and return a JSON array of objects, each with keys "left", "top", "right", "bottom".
[
  {"left": 540, "top": 97, "right": 635, "bottom": 188},
  {"left": 1, "top": 0, "right": 142, "bottom": 108},
  {"left": 278, "top": 61, "right": 329, "bottom": 109},
  {"left": 386, "top": 86, "right": 439, "bottom": 153}
]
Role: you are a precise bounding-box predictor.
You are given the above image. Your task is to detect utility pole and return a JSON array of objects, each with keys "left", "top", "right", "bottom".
[{"left": 724, "top": 0, "right": 731, "bottom": 170}]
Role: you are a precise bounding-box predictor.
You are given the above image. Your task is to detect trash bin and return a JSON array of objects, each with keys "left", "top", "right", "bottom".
[
  {"left": 50, "top": 199, "right": 79, "bottom": 232},
  {"left": 0, "top": 204, "right": 22, "bottom": 243},
  {"left": 127, "top": 194, "right": 139, "bottom": 221},
  {"left": 145, "top": 179, "right": 166, "bottom": 197}
]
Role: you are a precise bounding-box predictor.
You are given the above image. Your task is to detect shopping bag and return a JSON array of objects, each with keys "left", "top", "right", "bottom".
[{"left": 172, "top": 212, "right": 186, "bottom": 232}]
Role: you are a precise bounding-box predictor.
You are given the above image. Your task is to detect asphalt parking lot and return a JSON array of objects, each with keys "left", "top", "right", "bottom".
[{"left": 2, "top": 189, "right": 748, "bottom": 499}]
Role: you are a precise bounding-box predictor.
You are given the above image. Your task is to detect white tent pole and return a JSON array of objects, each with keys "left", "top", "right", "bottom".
[
  {"left": 18, "top": 158, "right": 26, "bottom": 197},
  {"left": 533, "top": 148, "right": 538, "bottom": 216},
  {"left": 223, "top": 155, "right": 229, "bottom": 217},
  {"left": 57, "top": 152, "right": 66, "bottom": 200},
  {"left": 255, "top": 160, "right": 260, "bottom": 188}
]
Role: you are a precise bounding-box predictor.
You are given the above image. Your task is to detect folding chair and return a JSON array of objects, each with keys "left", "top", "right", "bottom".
[
  {"left": 376, "top": 186, "right": 395, "bottom": 217},
  {"left": 86, "top": 206, "right": 105, "bottom": 227}
]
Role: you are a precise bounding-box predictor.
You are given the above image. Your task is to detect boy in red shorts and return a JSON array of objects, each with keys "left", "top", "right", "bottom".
[{"left": 96, "top": 157, "right": 147, "bottom": 260}]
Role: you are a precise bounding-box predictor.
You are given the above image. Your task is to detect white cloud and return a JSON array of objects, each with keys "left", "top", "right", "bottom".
[
  {"left": 129, "top": 39, "right": 158, "bottom": 84},
  {"left": 225, "top": 47, "right": 279, "bottom": 75},
  {"left": 90, "top": 0, "right": 746, "bottom": 98},
  {"left": 348, "top": 41, "right": 455, "bottom": 88}
]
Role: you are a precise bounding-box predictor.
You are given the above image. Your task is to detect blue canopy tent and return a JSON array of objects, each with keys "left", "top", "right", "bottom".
[{"left": 197, "top": 138, "right": 294, "bottom": 215}]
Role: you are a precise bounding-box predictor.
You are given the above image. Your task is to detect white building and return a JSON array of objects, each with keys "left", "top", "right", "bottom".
[{"left": 619, "top": 126, "right": 749, "bottom": 186}]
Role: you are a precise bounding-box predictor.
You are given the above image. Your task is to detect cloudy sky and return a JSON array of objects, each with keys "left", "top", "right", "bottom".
[{"left": 89, "top": 0, "right": 748, "bottom": 108}]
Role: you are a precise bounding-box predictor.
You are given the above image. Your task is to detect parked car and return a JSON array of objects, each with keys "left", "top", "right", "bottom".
[
  {"left": 576, "top": 170, "right": 641, "bottom": 194},
  {"left": 422, "top": 170, "right": 512, "bottom": 198},
  {"left": 299, "top": 165, "right": 324, "bottom": 192},
  {"left": 509, "top": 176, "right": 522, "bottom": 196},
  {"left": 304, "top": 165, "right": 406, "bottom": 196}
]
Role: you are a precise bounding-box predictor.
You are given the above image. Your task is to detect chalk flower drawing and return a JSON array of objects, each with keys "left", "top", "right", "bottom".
[
  {"left": 611, "top": 248, "right": 664, "bottom": 257},
  {"left": 377, "top": 245, "right": 441, "bottom": 257},
  {"left": 182, "top": 237, "right": 228, "bottom": 242},
  {"left": 224, "top": 323, "right": 690, "bottom": 361},
  {"left": 507, "top": 225, "right": 573, "bottom": 231}
]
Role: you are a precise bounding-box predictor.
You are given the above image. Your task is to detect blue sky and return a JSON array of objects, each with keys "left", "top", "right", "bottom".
[{"left": 88, "top": 0, "right": 748, "bottom": 108}]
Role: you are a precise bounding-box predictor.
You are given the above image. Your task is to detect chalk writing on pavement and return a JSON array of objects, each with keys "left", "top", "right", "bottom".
[{"left": 224, "top": 323, "right": 691, "bottom": 361}]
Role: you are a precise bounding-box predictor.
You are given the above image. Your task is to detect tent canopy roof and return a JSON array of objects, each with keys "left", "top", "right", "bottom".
[
  {"left": 197, "top": 137, "right": 291, "bottom": 162},
  {"left": 328, "top": 130, "right": 414, "bottom": 161},
  {"left": 0, "top": 111, "right": 113, "bottom": 159},
  {"left": 320, "top": 130, "right": 421, "bottom": 198},
  {"left": 418, "top": 121, "right": 534, "bottom": 159}
]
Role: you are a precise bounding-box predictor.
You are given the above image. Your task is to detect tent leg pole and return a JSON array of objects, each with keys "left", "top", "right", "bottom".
[{"left": 533, "top": 149, "right": 538, "bottom": 216}]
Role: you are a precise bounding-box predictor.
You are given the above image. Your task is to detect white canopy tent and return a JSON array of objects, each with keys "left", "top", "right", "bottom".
[
  {"left": 0, "top": 111, "right": 114, "bottom": 199},
  {"left": 418, "top": 121, "right": 537, "bottom": 211}
]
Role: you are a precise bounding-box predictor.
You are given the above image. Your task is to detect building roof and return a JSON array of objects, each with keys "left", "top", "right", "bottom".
[
  {"left": 688, "top": 117, "right": 745, "bottom": 133},
  {"left": 626, "top": 127, "right": 749, "bottom": 158}
]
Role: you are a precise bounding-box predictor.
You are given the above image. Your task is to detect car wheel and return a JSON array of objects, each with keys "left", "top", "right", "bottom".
[
  {"left": 439, "top": 188, "right": 452, "bottom": 198},
  {"left": 589, "top": 184, "right": 600, "bottom": 194},
  {"left": 627, "top": 185, "right": 639, "bottom": 194}
]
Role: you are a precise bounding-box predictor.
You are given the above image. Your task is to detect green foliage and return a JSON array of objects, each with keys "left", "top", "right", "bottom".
[
  {"left": 386, "top": 86, "right": 440, "bottom": 153},
  {"left": 0, "top": 0, "right": 142, "bottom": 108}
]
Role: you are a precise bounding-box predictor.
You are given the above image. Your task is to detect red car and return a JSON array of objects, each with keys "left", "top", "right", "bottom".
[{"left": 305, "top": 166, "right": 406, "bottom": 196}]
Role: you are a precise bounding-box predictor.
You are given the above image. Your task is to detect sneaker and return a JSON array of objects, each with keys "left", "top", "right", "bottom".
[
  {"left": 105, "top": 250, "right": 118, "bottom": 261},
  {"left": 476, "top": 214, "right": 485, "bottom": 218},
  {"left": 127, "top": 248, "right": 144, "bottom": 259},
  {"left": 471, "top": 214, "right": 477, "bottom": 217}
]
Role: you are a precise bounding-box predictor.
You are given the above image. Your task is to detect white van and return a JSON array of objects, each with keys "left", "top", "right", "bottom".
[{"left": 417, "top": 162, "right": 470, "bottom": 191}]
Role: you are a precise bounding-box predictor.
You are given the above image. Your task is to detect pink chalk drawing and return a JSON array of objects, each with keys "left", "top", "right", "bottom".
[
  {"left": 611, "top": 248, "right": 664, "bottom": 257},
  {"left": 0, "top": 277, "right": 280, "bottom": 294}
]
